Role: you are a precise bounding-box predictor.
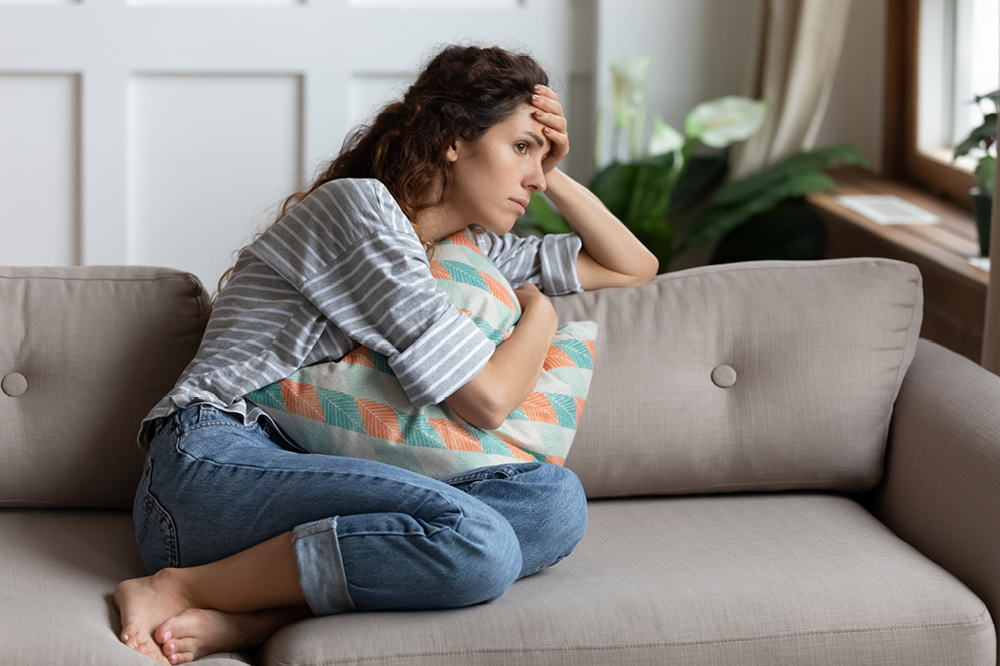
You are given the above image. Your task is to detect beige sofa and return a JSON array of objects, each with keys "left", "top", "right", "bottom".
[{"left": 3, "top": 258, "right": 999, "bottom": 665}]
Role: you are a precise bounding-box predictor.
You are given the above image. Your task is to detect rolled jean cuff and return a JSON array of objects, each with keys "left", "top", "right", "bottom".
[{"left": 292, "top": 517, "right": 357, "bottom": 615}]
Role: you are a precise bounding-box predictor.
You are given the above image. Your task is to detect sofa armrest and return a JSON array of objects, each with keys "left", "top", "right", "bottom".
[{"left": 862, "top": 338, "right": 1000, "bottom": 621}]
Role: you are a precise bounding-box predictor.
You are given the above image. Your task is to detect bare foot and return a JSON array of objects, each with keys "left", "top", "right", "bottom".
[
  {"left": 115, "top": 569, "right": 192, "bottom": 664},
  {"left": 156, "top": 606, "right": 313, "bottom": 664}
]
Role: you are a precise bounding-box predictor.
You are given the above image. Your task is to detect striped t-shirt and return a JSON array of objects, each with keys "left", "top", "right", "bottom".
[{"left": 136, "top": 177, "right": 583, "bottom": 454}]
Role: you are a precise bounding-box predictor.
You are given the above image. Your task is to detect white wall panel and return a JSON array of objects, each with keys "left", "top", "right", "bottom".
[
  {"left": 0, "top": 0, "right": 592, "bottom": 288},
  {"left": 347, "top": 73, "right": 411, "bottom": 133},
  {"left": 0, "top": 74, "right": 79, "bottom": 266},
  {"left": 127, "top": 74, "right": 301, "bottom": 290}
]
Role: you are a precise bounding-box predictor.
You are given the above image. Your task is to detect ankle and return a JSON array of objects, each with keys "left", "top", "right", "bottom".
[{"left": 151, "top": 567, "right": 199, "bottom": 610}]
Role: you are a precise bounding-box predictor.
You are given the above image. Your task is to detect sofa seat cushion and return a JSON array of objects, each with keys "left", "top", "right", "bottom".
[
  {"left": 0, "top": 510, "right": 252, "bottom": 665},
  {"left": 263, "top": 494, "right": 993, "bottom": 666}
]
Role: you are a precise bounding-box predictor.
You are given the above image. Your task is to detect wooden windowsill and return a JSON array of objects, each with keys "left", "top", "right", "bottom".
[{"left": 806, "top": 165, "right": 988, "bottom": 363}]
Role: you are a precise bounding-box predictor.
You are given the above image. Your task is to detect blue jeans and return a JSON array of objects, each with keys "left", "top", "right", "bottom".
[{"left": 133, "top": 403, "right": 588, "bottom": 616}]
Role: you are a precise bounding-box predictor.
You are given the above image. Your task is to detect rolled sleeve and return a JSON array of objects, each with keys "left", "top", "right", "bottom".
[
  {"left": 538, "top": 232, "right": 584, "bottom": 296},
  {"left": 473, "top": 230, "right": 583, "bottom": 296},
  {"left": 392, "top": 306, "right": 495, "bottom": 408}
]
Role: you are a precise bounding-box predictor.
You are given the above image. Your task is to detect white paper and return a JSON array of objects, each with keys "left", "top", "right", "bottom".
[
  {"left": 835, "top": 195, "right": 940, "bottom": 225},
  {"left": 969, "top": 257, "right": 991, "bottom": 272}
]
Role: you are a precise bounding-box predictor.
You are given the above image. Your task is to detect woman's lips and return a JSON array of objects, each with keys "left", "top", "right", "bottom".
[{"left": 510, "top": 198, "right": 527, "bottom": 216}]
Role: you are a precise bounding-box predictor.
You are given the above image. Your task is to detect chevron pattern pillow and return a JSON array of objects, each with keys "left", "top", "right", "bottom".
[{"left": 246, "top": 228, "right": 598, "bottom": 479}]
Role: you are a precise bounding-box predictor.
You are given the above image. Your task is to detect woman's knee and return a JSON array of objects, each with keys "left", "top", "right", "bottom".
[
  {"left": 437, "top": 506, "right": 522, "bottom": 607},
  {"left": 536, "top": 464, "right": 589, "bottom": 549}
]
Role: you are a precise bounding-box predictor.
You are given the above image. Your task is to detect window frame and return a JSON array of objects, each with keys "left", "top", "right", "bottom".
[{"left": 883, "top": 0, "right": 976, "bottom": 212}]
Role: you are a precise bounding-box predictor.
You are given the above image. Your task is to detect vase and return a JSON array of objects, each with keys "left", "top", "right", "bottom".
[{"left": 971, "top": 187, "right": 992, "bottom": 257}]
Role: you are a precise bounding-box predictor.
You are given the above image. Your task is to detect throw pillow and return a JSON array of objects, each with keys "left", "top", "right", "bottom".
[{"left": 246, "top": 229, "right": 598, "bottom": 479}]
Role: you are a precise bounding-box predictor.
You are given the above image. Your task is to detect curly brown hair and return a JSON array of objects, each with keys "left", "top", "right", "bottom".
[{"left": 214, "top": 43, "right": 550, "bottom": 302}]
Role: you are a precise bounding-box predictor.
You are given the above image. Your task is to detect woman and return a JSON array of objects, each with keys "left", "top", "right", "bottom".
[{"left": 115, "top": 44, "right": 658, "bottom": 664}]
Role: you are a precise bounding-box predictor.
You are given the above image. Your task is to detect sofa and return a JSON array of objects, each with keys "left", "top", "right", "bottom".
[{"left": 2, "top": 257, "right": 1000, "bottom": 666}]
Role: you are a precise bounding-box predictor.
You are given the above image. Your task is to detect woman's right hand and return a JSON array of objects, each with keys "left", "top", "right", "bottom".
[{"left": 513, "top": 282, "right": 553, "bottom": 315}]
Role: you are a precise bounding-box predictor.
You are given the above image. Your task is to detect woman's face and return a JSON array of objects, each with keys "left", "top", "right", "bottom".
[{"left": 444, "top": 104, "right": 551, "bottom": 236}]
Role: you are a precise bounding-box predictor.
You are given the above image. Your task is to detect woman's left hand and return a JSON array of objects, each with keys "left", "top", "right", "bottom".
[{"left": 531, "top": 85, "right": 569, "bottom": 174}]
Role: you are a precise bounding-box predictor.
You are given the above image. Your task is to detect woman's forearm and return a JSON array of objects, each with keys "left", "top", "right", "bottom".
[
  {"left": 544, "top": 168, "right": 659, "bottom": 280},
  {"left": 486, "top": 299, "right": 559, "bottom": 421},
  {"left": 445, "top": 298, "right": 558, "bottom": 429}
]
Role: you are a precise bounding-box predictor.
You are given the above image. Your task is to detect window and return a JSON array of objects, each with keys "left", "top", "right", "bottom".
[{"left": 884, "top": 0, "right": 998, "bottom": 207}]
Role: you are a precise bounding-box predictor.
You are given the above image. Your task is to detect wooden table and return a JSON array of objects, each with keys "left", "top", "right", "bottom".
[{"left": 806, "top": 166, "right": 989, "bottom": 363}]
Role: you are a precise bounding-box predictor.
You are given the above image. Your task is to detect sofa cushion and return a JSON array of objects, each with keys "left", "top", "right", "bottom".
[
  {"left": 0, "top": 510, "right": 253, "bottom": 665},
  {"left": 548, "top": 257, "right": 923, "bottom": 498},
  {"left": 0, "top": 266, "right": 209, "bottom": 508},
  {"left": 261, "top": 494, "right": 992, "bottom": 666}
]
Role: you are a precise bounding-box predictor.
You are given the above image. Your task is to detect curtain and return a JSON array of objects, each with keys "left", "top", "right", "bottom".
[
  {"left": 982, "top": 111, "right": 1000, "bottom": 375},
  {"left": 729, "top": 0, "right": 853, "bottom": 180}
]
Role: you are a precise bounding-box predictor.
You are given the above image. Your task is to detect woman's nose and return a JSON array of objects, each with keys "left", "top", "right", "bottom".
[{"left": 526, "top": 162, "right": 547, "bottom": 192}]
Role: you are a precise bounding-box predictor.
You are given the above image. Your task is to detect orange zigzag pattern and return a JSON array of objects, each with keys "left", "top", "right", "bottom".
[
  {"left": 339, "top": 346, "right": 375, "bottom": 367},
  {"left": 356, "top": 397, "right": 405, "bottom": 444},
  {"left": 429, "top": 259, "right": 451, "bottom": 280},
  {"left": 280, "top": 379, "right": 325, "bottom": 422},
  {"left": 521, "top": 392, "right": 559, "bottom": 425},
  {"left": 447, "top": 231, "right": 486, "bottom": 257},
  {"left": 495, "top": 431, "right": 536, "bottom": 462},
  {"left": 479, "top": 271, "right": 516, "bottom": 313},
  {"left": 426, "top": 418, "right": 485, "bottom": 453},
  {"left": 543, "top": 345, "right": 575, "bottom": 371}
]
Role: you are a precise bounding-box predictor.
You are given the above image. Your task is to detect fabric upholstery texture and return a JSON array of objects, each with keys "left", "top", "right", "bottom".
[
  {"left": 548, "top": 257, "right": 924, "bottom": 498},
  {"left": 261, "top": 494, "right": 993, "bottom": 666},
  {"left": 248, "top": 230, "right": 598, "bottom": 479},
  {"left": 0, "top": 510, "right": 253, "bottom": 665},
  {"left": 0, "top": 266, "right": 210, "bottom": 508},
  {"left": 864, "top": 338, "right": 1000, "bottom": 644}
]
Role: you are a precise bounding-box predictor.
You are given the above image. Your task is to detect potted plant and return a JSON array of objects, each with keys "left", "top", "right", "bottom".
[
  {"left": 518, "top": 54, "right": 868, "bottom": 271},
  {"left": 954, "top": 90, "right": 997, "bottom": 257}
]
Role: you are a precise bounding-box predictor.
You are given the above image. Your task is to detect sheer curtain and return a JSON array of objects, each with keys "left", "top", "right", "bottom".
[{"left": 729, "top": 0, "right": 853, "bottom": 180}]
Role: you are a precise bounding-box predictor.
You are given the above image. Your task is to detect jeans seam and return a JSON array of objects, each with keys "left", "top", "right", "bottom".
[{"left": 142, "top": 460, "right": 180, "bottom": 569}]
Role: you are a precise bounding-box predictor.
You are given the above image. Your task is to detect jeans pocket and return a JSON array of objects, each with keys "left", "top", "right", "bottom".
[{"left": 133, "top": 456, "right": 179, "bottom": 573}]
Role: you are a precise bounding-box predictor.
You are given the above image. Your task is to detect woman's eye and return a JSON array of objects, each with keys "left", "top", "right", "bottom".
[{"left": 515, "top": 142, "right": 528, "bottom": 154}]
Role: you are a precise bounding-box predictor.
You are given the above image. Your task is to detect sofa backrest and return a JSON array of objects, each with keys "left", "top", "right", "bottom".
[
  {"left": 551, "top": 257, "right": 923, "bottom": 498},
  {"left": 0, "top": 258, "right": 923, "bottom": 508},
  {"left": 0, "top": 266, "right": 210, "bottom": 508}
]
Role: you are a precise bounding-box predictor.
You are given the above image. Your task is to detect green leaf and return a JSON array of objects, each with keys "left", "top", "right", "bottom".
[
  {"left": 711, "top": 144, "right": 868, "bottom": 207},
  {"left": 669, "top": 150, "right": 730, "bottom": 211},
  {"left": 521, "top": 194, "right": 571, "bottom": 234},
  {"left": 955, "top": 114, "right": 998, "bottom": 158},
  {"left": 625, "top": 153, "right": 677, "bottom": 226},
  {"left": 589, "top": 161, "right": 640, "bottom": 220},
  {"left": 976, "top": 155, "right": 996, "bottom": 198},
  {"left": 710, "top": 199, "right": 825, "bottom": 264},
  {"left": 686, "top": 171, "right": 834, "bottom": 247}
]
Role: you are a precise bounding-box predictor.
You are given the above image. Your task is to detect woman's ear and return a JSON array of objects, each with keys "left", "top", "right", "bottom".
[{"left": 445, "top": 141, "right": 460, "bottom": 164}]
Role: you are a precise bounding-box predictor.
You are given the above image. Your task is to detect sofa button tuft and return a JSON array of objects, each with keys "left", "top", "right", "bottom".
[
  {"left": 2, "top": 372, "right": 28, "bottom": 397},
  {"left": 711, "top": 365, "right": 737, "bottom": 389}
]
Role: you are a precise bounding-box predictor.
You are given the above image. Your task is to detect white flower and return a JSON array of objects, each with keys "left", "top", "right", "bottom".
[
  {"left": 685, "top": 96, "right": 768, "bottom": 148},
  {"left": 610, "top": 54, "right": 650, "bottom": 128},
  {"left": 647, "top": 115, "right": 684, "bottom": 157}
]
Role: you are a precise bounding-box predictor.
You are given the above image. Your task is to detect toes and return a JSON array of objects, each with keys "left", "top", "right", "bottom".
[
  {"left": 154, "top": 621, "right": 174, "bottom": 644},
  {"left": 156, "top": 608, "right": 204, "bottom": 644},
  {"left": 121, "top": 623, "right": 140, "bottom": 643},
  {"left": 137, "top": 640, "right": 171, "bottom": 665},
  {"left": 162, "top": 637, "right": 195, "bottom": 656},
  {"left": 167, "top": 650, "right": 195, "bottom": 664}
]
